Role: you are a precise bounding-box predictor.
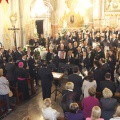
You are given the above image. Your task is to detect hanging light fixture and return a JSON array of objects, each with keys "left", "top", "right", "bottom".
[{"left": 31, "top": 0, "right": 47, "bottom": 17}]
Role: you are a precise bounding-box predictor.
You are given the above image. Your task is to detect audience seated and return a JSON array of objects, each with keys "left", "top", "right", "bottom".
[
  {"left": 0, "top": 69, "right": 12, "bottom": 112},
  {"left": 100, "top": 88, "right": 118, "bottom": 120},
  {"left": 82, "top": 87, "right": 99, "bottom": 119},
  {"left": 42, "top": 98, "right": 60, "bottom": 120},
  {"left": 64, "top": 102, "right": 84, "bottom": 120},
  {"left": 61, "top": 82, "right": 76, "bottom": 113},
  {"left": 86, "top": 106, "right": 104, "bottom": 120},
  {"left": 110, "top": 105, "right": 120, "bottom": 120}
]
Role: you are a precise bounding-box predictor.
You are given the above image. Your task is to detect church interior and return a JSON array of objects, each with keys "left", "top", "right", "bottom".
[{"left": 0, "top": 0, "right": 120, "bottom": 120}]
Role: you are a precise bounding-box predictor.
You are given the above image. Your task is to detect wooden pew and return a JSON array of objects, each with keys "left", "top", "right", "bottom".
[
  {"left": 9, "top": 86, "right": 23, "bottom": 105},
  {"left": 0, "top": 100, "right": 8, "bottom": 116}
]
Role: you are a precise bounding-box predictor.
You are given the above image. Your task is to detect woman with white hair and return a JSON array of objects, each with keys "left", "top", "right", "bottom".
[
  {"left": 110, "top": 105, "right": 120, "bottom": 120},
  {"left": 100, "top": 88, "right": 118, "bottom": 120},
  {"left": 42, "top": 98, "right": 60, "bottom": 120},
  {"left": 86, "top": 106, "right": 104, "bottom": 120},
  {"left": 61, "top": 82, "right": 76, "bottom": 113}
]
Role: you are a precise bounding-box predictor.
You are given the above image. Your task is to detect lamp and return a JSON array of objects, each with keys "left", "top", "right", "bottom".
[{"left": 31, "top": 0, "right": 47, "bottom": 17}]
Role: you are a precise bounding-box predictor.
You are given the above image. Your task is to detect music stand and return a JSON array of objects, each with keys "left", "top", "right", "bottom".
[{"left": 51, "top": 72, "right": 64, "bottom": 101}]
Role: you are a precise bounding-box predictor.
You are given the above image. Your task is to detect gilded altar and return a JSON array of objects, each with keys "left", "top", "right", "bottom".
[{"left": 58, "top": 0, "right": 84, "bottom": 29}]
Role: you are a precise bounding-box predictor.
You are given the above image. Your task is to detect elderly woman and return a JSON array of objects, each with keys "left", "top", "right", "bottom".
[
  {"left": 100, "top": 88, "right": 118, "bottom": 120},
  {"left": 110, "top": 105, "right": 120, "bottom": 120},
  {"left": 86, "top": 106, "right": 104, "bottom": 120},
  {"left": 64, "top": 102, "right": 84, "bottom": 120},
  {"left": 82, "top": 87, "right": 99, "bottom": 119},
  {"left": 0, "top": 69, "right": 11, "bottom": 111},
  {"left": 61, "top": 82, "right": 76, "bottom": 113},
  {"left": 42, "top": 98, "right": 60, "bottom": 120}
]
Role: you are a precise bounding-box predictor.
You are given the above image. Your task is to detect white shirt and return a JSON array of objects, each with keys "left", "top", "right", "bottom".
[
  {"left": 0, "top": 76, "right": 10, "bottom": 95},
  {"left": 42, "top": 107, "right": 60, "bottom": 120}
]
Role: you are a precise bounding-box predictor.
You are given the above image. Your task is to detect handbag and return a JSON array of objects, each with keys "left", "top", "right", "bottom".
[{"left": 9, "top": 90, "right": 13, "bottom": 97}]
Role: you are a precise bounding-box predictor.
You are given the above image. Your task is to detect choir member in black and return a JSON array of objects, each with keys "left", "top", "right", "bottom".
[
  {"left": 5, "top": 57, "right": 16, "bottom": 86},
  {"left": 107, "top": 50, "right": 116, "bottom": 81},
  {"left": 65, "top": 50, "right": 75, "bottom": 65},
  {"left": 75, "top": 46, "right": 82, "bottom": 66},
  {"left": 99, "top": 58, "right": 109, "bottom": 81},
  {"left": 52, "top": 50, "right": 59, "bottom": 69},
  {"left": 95, "top": 45, "right": 105, "bottom": 60},
  {"left": 28, "top": 52, "right": 35, "bottom": 79},
  {"left": 77, "top": 33, "right": 83, "bottom": 44},
  {"left": 110, "top": 34, "right": 118, "bottom": 48},
  {"left": 15, "top": 47, "right": 23, "bottom": 61},
  {"left": 84, "top": 34, "right": 92, "bottom": 46},
  {"left": 67, "top": 42, "right": 73, "bottom": 52},
  {"left": 100, "top": 36, "right": 107, "bottom": 50},
  {"left": 46, "top": 47, "right": 53, "bottom": 64},
  {"left": 6, "top": 49, "right": 13, "bottom": 63},
  {"left": 79, "top": 51, "right": 90, "bottom": 70},
  {"left": 93, "top": 61, "right": 102, "bottom": 91},
  {"left": 73, "top": 41, "right": 78, "bottom": 57},
  {"left": 29, "top": 37, "right": 35, "bottom": 46},
  {"left": 87, "top": 47, "right": 95, "bottom": 69},
  {"left": 38, "top": 61, "right": 53, "bottom": 100},
  {"left": 95, "top": 32, "right": 101, "bottom": 42},
  {"left": 68, "top": 34, "right": 73, "bottom": 44},
  {"left": 16, "top": 62, "right": 30, "bottom": 100},
  {"left": 53, "top": 33, "right": 61, "bottom": 45},
  {"left": 39, "top": 34, "right": 46, "bottom": 47}
]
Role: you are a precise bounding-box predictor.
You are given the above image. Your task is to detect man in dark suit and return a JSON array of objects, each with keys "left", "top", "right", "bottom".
[
  {"left": 15, "top": 47, "right": 23, "bottom": 61},
  {"left": 38, "top": 61, "right": 53, "bottom": 100},
  {"left": 110, "top": 34, "right": 118, "bottom": 48},
  {"left": 100, "top": 73, "right": 116, "bottom": 94},
  {"left": 68, "top": 66, "right": 83, "bottom": 101}
]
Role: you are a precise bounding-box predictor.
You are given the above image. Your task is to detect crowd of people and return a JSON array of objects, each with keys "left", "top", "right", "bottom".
[{"left": 0, "top": 26, "right": 120, "bottom": 119}]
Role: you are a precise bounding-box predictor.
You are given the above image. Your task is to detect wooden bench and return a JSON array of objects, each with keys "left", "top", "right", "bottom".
[
  {"left": 0, "top": 100, "right": 8, "bottom": 116},
  {"left": 9, "top": 86, "right": 23, "bottom": 105}
]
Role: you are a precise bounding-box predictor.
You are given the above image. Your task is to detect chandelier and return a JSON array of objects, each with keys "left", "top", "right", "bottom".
[{"left": 31, "top": 0, "right": 47, "bottom": 17}]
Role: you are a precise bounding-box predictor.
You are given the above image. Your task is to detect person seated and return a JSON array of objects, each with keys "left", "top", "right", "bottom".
[
  {"left": 64, "top": 102, "right": 84, "bottom": 120},
  {"left": 42, "top": 98, "right": 60, "bottom": 120},
  {"left": 82, "top": 87, "right": 99, "bottom": 119},
  {"left": 61, "top": 82, "right": 76, "bottom": 113},
  {"left": 100, "top": 73, "right": 116, "bottom": 94},
  {"left": 100, "top": 88, "right": 118, "bottom": 120},
  {"left": 110, "top": 105, "right": 120, "bottom": 120},
  {"left": 0, "top": 69, "right": 12, "bottom": 112},
  {"left": 86, "top": 106, "right": 104, "bottom": 120}
]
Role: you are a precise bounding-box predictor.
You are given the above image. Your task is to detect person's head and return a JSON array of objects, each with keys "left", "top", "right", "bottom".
[
  {"left": 73, "top": 66, "right": 79, "bottom": 73},
  {"left": 87, "top": 71, "right": 94, "bottom": 82},
  {"left": 42, "top": 61, "right": 47, "bottom": 68},
  {"left": 43, "top": 98, "right": 51, "bottom": 107},
  {"left": 88, "top": 87, "right": 96, "bottom": 96},
  {"left": 18, "top": 62, "right": 24, "bottom": 68},
  {"left": 105, "top": 72, "right": 111, "bottom": 80},
  {"left": 109, "top": 50, "right": 113, "bottom": 56},
  {"left": 0, "top": 69, "right": 3, "bottom": 77},
  {"left": 102, "top": 88, "right": 113, "bottom": 98},
  {"left": 8, "top": 57, "right": 13, "bottom": 62},
  {"left": 69, "top": 103, "right": 79, "bottom": 113},
  {"left": 83, "top": 51, "right": 87, "bottom": 57},
  {"left": 93, "top": 61, "right": 100, "bottom": 68},
  {"left": 91, "top": 106, "right": 101, "bottom": 120},
  {"left": 22, "top": 54, "right": 27, "bottom": 60},
  {"left": 113, "top": 105, "right": 120, "bottom": 117},
  {"left": 67, "top": 50, "right": 73, "bottom": 57},
  {"left": 65, "top": 82, "right": 74, "bottom": 90},
  {"left": 96, "top": 45, "right": 101, "bottom": 51}
]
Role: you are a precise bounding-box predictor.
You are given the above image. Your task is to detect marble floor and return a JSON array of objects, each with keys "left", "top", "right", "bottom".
[{"left": 2, "top": 78, "right": 68, "bottom": 120}]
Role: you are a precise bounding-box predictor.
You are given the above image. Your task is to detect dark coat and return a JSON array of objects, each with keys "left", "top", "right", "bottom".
[
  {"left": 100, "top": 80, "right": 116, "bottom": 94},
  {"left": 46, "top": 52, "right": 53, "bottom": 64},
  {"left": 100, "top": 98, "right": 118, "bottom": 120},
  {"left": 15, "top": 51, "right": 22, "bottom": 61},
  {"left": 68, "top": 74, "right": 83, "bottom": 101}
]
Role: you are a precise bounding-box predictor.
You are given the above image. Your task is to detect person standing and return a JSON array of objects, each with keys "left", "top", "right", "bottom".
[{"left": 38, "top": 61, "right": 53, "bottom": 100}]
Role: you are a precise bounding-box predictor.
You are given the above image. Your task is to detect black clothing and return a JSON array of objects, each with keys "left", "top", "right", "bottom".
[
  {"left": 38, "top": 67, "right": 53, "bottom": 100},
  {"left": 68, "top": 74, "right": 83, "bottom": 101}
]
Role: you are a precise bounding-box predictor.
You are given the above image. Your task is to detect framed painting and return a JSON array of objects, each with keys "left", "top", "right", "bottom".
[{"left": 104, "top": 0, "right": 120, "bottom": 12}]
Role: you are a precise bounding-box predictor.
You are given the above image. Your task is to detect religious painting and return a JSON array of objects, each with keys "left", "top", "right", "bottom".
[
  {"left": 58, "top": 51, "right": 66, "bottom": 59},
  {"left": 70, "top": 15, "right": 74, "bottom": 23},
  {"left": 104, "top": 0, "right": 120, "bottom": 12}
]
